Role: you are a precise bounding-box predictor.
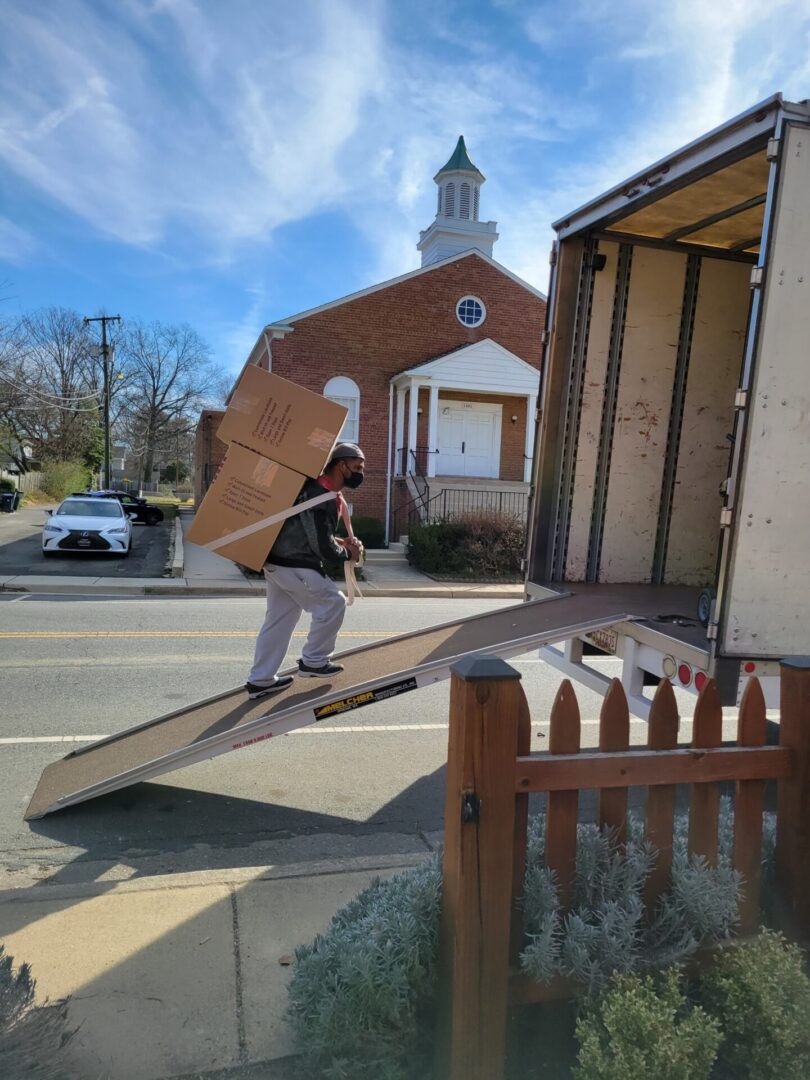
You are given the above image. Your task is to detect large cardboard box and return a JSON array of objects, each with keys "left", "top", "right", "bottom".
[
  {"left": 186, "top": 443, "right": 307, "bottom": 571},
  {"left": 218, "top": 365, "right": 348, "bottom": 478}
]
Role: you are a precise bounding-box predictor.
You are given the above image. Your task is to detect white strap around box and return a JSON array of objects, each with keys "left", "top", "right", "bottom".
[{"left": 203, "top": 488, "right": 363, "bottom": 604}]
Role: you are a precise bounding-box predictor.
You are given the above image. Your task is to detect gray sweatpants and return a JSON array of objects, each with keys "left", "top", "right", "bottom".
[{"left": 247, "top": 564, "right": 347, "bottom": 686}]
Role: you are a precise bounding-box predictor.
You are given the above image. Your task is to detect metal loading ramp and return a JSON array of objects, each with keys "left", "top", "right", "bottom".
[{"left": 25, "top": 595, "right": 633, "bottom": 820}]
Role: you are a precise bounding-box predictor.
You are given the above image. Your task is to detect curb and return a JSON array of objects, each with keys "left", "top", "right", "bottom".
[
  {"left": 0, "top": 579, "right": 522, "bottom": 599},
  {"left": 172, "top": 514, "right": 185, "bottom": 577},
  {"left": 0, "top": 851, "right": 433, "bottom": 905}
]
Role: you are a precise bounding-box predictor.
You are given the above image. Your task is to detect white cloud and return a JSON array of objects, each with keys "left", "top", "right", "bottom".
[
  {"left": 214, "top": 283, "right": 268, "bottom": 372},
  {"left": 0, "top": 0, "right": 807, "bottom": 307},
  {"left": 0, "top": 0, "right": 387, "bottom": 250},
  {"left": 0, "top": 217, "right": 37, "bottom": 265},
  {"left": 492, "top": 0, "right": 810, "bottom": 293}
]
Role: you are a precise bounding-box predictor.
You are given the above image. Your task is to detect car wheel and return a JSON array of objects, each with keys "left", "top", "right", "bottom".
[{"left": 145, "top": 510, "right": 161, "bottom": 526}]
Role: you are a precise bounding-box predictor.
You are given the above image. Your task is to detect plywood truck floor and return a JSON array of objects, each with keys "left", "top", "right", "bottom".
[
  {"left": 530, "top": 583, "right": 706, "bottom": 651},
  {"left": 25, "top": 594, "right": 644, "bottom": 820}
]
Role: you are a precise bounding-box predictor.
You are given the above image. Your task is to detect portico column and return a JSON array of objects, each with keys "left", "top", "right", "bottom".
[
  {"left": 524, "top": 392, "right": 537, "bottom": 483},
  {"left": 395, "top": 386, "right": 406, "bottom": 474},
  {"left": 427, "top": 384, "right": 439, "bottom": 478},
  {"left": 407, "top": 380, "right": 420, "bottom": 473}
]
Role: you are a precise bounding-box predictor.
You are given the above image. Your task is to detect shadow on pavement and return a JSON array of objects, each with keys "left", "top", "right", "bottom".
[{"left": 21, "top": 766, "right": 447, "bottom": 894}]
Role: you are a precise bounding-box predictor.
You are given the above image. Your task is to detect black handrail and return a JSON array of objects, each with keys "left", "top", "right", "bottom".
[{"left": 392, "top": 486, "right": 529, "bottom": 543}]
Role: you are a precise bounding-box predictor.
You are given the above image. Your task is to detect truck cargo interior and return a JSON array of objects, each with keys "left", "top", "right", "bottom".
[{"left": 532, "top": 139, "right": 773, "bottom": 639}]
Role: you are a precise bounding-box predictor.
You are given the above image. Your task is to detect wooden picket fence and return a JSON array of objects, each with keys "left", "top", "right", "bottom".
[{"left": 436, "top": 655, "right": 810, "bottom": 1080}]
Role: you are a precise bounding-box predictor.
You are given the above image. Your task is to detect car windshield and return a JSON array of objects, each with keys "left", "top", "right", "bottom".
[{"left": 57, "top": 500, "right": 124, "bottom": 518}]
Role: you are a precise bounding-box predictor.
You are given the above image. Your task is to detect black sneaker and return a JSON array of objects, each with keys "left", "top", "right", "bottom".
[
  {"left": 245, "top": 675, "right": 294, "bottom": 699},
  {"left": 297, "top": 660, "right": 344, "bottom": 678}
]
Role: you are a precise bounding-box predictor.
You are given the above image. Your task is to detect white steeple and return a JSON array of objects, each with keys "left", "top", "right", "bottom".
[{"left": 417, "top": 136, "right": 499, "bottom": 267}]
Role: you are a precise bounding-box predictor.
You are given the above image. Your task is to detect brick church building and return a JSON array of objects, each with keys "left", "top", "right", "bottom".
[{"left": 195, "top": 137, "right": 546, "bottom": 542}]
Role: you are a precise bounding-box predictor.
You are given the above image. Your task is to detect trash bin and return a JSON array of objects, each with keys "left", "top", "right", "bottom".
[
  {"left": 0, "top": 492, "right": 15, "bottom": 512},
  {"left": 12, "top": 491, "right": 22, "bottom": 510}
]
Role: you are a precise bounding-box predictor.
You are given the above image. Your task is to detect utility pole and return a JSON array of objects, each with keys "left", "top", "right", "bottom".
[{"left": 84, "top": 314, "right": 121, "bottom": 489}]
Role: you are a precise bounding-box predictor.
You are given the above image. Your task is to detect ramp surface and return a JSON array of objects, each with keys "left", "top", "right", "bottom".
[{"left": 26, "top": 595, "right": 634, "bottom": 819}]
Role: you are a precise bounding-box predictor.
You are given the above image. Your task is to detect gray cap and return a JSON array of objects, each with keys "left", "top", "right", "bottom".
[{"left": 328, "top": 442, "right": 365, "bottom": 464}]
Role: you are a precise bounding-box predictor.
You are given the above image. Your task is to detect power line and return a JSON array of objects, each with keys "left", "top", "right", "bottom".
[{"left": 0, "top": 372, "right": 102, "bottom": 403}]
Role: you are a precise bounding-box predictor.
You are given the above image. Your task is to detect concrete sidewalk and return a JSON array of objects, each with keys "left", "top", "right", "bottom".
[
  {"left": 0, "top": 508, "right": 523, "bottom": 599},
  {"left": 0, "top": 846, "right": 434, "bottom": 1079}
]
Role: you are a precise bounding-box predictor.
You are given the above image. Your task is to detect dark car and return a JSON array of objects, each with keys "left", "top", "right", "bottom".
[{"left": 74, "top": 490, "right": 165, "bottom": 526}]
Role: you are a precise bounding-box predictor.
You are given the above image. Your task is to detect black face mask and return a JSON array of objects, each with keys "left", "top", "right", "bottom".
[{"left": 344, "top": 470, "right": 364, "bottom": 490}]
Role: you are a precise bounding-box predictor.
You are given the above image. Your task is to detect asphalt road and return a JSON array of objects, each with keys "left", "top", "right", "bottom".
[
  {"left": 0, "top": 593, "right": 714, "bottom": 889},
  {"left": 0, "top": 506, "right": 173, "bottom": 577}
]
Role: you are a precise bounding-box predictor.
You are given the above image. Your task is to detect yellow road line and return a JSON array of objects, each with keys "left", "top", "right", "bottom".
[{"left": 0, "top": 630, "right": 398, "bottom": 639}]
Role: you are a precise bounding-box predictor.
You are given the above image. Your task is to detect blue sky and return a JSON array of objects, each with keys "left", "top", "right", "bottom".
[{"left": 1, "top": 0, "right": 809, "bottom": 374}]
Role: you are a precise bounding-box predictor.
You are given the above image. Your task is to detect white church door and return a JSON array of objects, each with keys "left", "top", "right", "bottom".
[{"left": 436, "top": 401, "right": 501, "bottom": 478}]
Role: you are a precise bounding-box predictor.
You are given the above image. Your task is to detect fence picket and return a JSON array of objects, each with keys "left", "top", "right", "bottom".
[
  {"left": 645, "top": 680, "right": 679, "bottom": 906},
  {"left": 545, "top": 679, "right": 580, "bottom": 907},
  {"left": 598, "top": 679, "right": 630, "bottom": 842},
  {"left": 688, "top": 679, "right": 723, "bottom": 865},
  {"left": 511, "top": 692, "right": 532, "bottom": 964},
  {"left": 733, "top": 677, "right": 766, "bottom": 934},
  {"left": 775, "top": 659, "right": 810, "bottom": 935}
]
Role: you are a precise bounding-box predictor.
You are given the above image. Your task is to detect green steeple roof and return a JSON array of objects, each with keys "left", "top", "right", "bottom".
[{"left": 435, "top": 136, "right": 485, "bottom": 181}]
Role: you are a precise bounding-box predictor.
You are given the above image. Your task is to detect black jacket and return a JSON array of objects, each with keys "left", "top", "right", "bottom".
[{"left": 266, "top": 478, "right": 349, "bottom": 574}]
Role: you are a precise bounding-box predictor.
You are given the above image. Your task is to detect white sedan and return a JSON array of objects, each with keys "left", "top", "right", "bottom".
[{"left": 42, "top": 496, "right": 133, "bottom": 557}]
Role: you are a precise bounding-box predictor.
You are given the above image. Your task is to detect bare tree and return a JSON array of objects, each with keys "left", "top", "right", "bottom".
[
  {"left": 116, "top": 320, "right": 219, "bottom": 485},
  {"left": 0, "top": 317, "right": 30, "bottom": 471},
  {"left": 0, "top": 308, "right": 101, "bottom": 470}
]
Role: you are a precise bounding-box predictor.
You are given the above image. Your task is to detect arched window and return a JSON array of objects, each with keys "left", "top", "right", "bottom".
[
  {"left": 444, "top": 182, "right": 455, "bottom": 217},
  {"left": 460, "top": 182, "right": 471, "bottom": 219},
  {"left": 473, "top": 186, "right": 480, "bottom": 221},
  {"left": 324, "top": 376, "right": 360, "bottom": 443}
]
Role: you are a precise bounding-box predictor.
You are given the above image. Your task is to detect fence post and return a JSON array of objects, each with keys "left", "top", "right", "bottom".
[
  {"left": 775, "top": 657, "right": 810, "bottom": 937},
  {"left": 436, "top": 655, "right": 525, "bottom": 1080}
]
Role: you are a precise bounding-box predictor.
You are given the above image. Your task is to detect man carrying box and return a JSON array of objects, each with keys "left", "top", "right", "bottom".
[{"left": 245, "top": 442, "right": 366, "bottom": 699}]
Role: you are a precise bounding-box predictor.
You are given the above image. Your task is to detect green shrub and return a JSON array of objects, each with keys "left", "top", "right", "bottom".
[
  {"left": 0, "top": 478, "right": 16, "bottom": 492},
  {"left": 574, "top": 968, "right": 721, "bottom": 1080},
  {"left": 287, "top": 859, "right": 441, "bottom": 1080},
  {"left": 40, "top": 459, "right": 90, "bottom": 500},
  {"left": 287, "top": 813, "right": 741, "bottom": 1078},
  {"left": 700, "top": 929, "right": 810, "bottom": 1079},
  {"left": 0, "top": 945, "right": 74, "bottom": 1078},
  {"left": 520, "top": 809, "right": 741, "bottom": 990},
  {"left": 407, "top": 511, "right": 525, "bottom": 579},
  {"left": 341, "top": 515, "right": 386, "bottom": 549}
]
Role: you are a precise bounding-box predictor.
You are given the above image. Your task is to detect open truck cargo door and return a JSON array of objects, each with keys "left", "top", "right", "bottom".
[{"left": 718, "top": 120, "right": 810, "bottom": 657}]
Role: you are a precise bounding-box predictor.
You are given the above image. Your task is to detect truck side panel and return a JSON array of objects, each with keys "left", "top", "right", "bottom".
[
  {"left": 722, "top": 122, "right": 810, "bottom": 656},
  {"left": 565, "top": 241, "right": 619, "bottom": 579},
  {"left": 664, "top": 258, "right": 749, "bottom": 585},
  {"left": 598, "top": 247, "right": 686, "bottom": 582},
  {"left": 528, "top": 237, "right": 584, "bottom": 582}
]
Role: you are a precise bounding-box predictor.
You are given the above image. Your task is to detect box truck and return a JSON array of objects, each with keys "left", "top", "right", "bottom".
[{"left": 526, "top": 92, "right": 810, "bottom": 716}]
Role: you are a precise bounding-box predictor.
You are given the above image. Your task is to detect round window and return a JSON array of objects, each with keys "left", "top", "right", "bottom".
[{"left": 456, "top": 295, "right": 486, "bottom": 328}]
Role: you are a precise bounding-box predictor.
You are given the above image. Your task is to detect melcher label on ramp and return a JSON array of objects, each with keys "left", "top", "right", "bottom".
[
  {"left": 25, "top": 595, "right": 639, "bottom": 820},
  {"left": 313, "top": 677, "right": 419, "bottom": 719}
]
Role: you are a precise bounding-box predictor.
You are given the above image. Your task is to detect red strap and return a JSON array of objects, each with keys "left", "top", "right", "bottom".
[{"left": 319, "top": 476, "right": 350, "bottom": 536}]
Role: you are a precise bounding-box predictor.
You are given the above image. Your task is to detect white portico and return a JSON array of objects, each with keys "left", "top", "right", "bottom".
[{"left": 390, "top": 338, "right": 539, "bottom": 486}]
